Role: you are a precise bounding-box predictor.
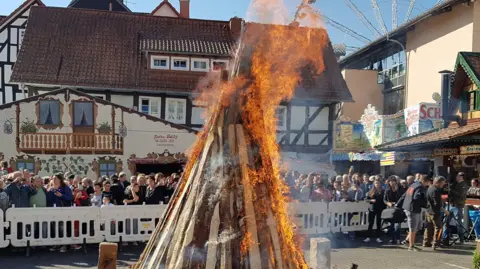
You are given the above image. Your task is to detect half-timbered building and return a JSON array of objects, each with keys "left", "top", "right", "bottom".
[
  {"left": 0, "top": 0, "right": 45, "bottom": 105},
  {"left": 10, "top": 5, "right": 352, "bottom": 173}
]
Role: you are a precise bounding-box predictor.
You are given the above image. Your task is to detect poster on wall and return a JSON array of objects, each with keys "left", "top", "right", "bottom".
[
  {"left": 382, "top": 112, "right": 407, "bottom": 143},
  {"left": 334, "top": 117, "right": 370, "bottom": 151},
  {"left": 404, "top": 103, "right": 443, "bottom": 136}
]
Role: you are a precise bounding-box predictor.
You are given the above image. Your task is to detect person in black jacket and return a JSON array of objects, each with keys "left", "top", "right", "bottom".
[
  {"left": 364, "top": 180, "right": 386, "bottom": 243},
  {"left": 423, "top": 176, "right": 448, "bottom": 250},
  {"left": 384, "top": 176, "right": 402, "bottom": 244},
  {"left": 397, "top": 175, "right": 429, "bottom": 251},
  {"left": 145, "top": 175, "right": 166, "bottom": 205},
  {"left": 110, "top": 175, "right": 125, "bottom": 205}
]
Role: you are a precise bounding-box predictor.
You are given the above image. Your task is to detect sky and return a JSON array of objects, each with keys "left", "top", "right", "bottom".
[{"left": 1, "top": 0, "right": 441, "bottom": 50}]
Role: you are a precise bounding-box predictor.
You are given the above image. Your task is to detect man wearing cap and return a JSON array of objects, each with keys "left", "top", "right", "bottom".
[{"left": 442, "top": 172, "right": 469, "bottom": 244}]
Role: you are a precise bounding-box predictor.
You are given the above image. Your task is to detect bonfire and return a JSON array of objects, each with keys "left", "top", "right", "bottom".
[{"left": 134, "top": 1, "right": 327, "bottom": 268}]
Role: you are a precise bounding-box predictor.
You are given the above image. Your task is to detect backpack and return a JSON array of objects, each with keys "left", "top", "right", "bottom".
[{"left": 0, "top": 192, "right": 9, "bottom": 212}]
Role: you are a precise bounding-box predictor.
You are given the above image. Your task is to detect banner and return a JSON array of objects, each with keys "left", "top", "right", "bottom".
[
  {"left": 382, "top": 112, "right": 407, "bottom": 143},
  {"left": 460, "top": 145, "right": 480, "bottom": 155},
  {"left": 404, "top": 103, "right": 443, "bottom": 137},
  {"left": 380, "top": 152, "right": 395, "bottom": 166},
  {"left": 433, "top": 148, "right": 458, "bottom": 156},
  {"left": 333, "top": 117, "right": 370, "bottom": 151}
]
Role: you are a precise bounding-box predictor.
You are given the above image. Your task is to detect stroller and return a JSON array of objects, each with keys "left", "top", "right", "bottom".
[{"left": 381, "top": 206, "right": 406, "bottom": 230}]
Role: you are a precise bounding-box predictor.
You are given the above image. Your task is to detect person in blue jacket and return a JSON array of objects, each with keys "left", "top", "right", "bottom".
[{"left": 47, "top": 173, "right": 73, "bottom": 207}]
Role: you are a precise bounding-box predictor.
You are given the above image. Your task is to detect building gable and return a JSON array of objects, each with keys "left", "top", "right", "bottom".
[
  {"left": 68, "top": 0, "right": 131, "bottom": 12},
  {"left": 152, "top": 0, "right": 180, "bottom": 17},
  {"left": 0, "top": 0, "right": 45, "bottom": 105}
]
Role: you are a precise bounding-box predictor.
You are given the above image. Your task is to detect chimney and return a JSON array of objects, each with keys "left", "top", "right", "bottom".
[
  {"left": 229, "top": 17, "right": 243, "bottom": 40},
  {"left": 439, "top": 70, "right": 454, "bottom": 128},
  {"left": 180, "top": 0, "right": 190, "bottom": 18}
]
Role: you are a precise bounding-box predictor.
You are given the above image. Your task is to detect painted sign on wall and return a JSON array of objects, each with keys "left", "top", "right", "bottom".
[
  {"left": 382, "top": 112, "right": 407, "bottom": 143},
  {"left": 334, "top": 116, "right": 370, "bottom": 151},
  {"left": 154, "top": 134, "right": 179, "bottom": 147},
  {"left": 460, "top": 145, "right": 480, "bottom": 155},
  {"left": 359, "top": 105, "right": 382, "bottom": 147}
]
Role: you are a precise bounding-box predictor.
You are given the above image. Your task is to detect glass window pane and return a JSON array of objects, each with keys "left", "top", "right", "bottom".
[
  {"left": 74, "top": 102, "right": 94, "bottom": 126},
  {"left": 141, "top": 105, "right": 149, "bottom": 113},
  {"left": 141, "top": 99, "right": 149, "bottom": 106},
  {"left": 39, "top": 100, "right": 60, "bottom": 125},
  {"left": 194, "top": 61, "right": 207, "bottom": 69},
  {"left": 100, "top": 163, "right": 108, "bottom": 170},
  {"left": 26, "top": 163, "right": 34, "bottom": 171},
  {"left": 108, "top": 163, "right": 115, "bottom": 170}
]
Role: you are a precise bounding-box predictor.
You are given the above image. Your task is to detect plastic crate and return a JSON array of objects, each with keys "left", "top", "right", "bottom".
[{"left": 469, "top": 210, "right": 480, "bottom": 238}]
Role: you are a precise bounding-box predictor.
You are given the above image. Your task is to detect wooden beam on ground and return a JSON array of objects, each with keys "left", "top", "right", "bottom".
[{"left": 98, "top": 242, "right": 118, "bottom": 269}]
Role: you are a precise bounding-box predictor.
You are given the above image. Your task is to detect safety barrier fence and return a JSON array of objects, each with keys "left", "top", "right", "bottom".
[{"left": 0, "top": 202, "right": 424, "bottom": 249}]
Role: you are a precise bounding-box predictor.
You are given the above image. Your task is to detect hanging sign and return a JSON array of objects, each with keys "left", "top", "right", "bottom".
[
  {"left": 380, "top": 152, "right": 395, "bottom": 166},
  {"left": 433, "top": 148, "right": 459, "bottom": 156},
  {"left": 460, "top": 145, "right": 480, "bottom": 155}
]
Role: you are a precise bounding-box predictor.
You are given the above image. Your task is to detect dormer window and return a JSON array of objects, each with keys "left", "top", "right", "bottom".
[
  {"left": 171, "top": 57, "right": 189, "bottom": 71},
  {"left": 191, "top": 58, "right": 210, "bottom": 72},
  {"left": 211, "top": 59, "right": 229, "bottom": 72},
  {"left": 151, "top": 56, "right": 169, "bottom": 70}
]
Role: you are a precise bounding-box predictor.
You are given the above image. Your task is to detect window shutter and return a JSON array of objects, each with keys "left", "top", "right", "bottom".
[{"left": 476, "top": 90, "right": 480, "bottom": 110}]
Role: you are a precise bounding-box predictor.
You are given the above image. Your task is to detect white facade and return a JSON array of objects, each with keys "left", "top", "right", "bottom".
[{"left": 0, "top": 89, "right": 197, "bottom": 180}]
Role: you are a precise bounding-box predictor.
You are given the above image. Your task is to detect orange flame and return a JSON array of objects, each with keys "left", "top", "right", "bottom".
[{"left": 184, "top": 1, "right": 328, "bottom": 267}]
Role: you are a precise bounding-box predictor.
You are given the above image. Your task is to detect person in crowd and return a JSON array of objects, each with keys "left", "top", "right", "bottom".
[
  {"left": 5, "top": 176, "right": 36, "bottom": 208},
  {"left": 362, "top": 176, "right": 375, "bottom": 194},
  {"left": 43, "top": 176, "right": 51, "bottom": 187},
  {"left": 398, "top": 175, "right": 428, "bottom": 251},
  {"left": 137, "top": 174, "right": 147, "bottom": 204},
  {"left": 81, "top": 178, "right": 94, "bottom": 196},
  {"left": 341, "top": 181, "right": 350, "bottom": 197},
  {"left": 399, "top": 179, "right": 408, "bottom": 195},
  {"left": 415, "top": 173, "right": 421, "bottom": 182},
  {"left": 332, "top": 181, "right": 344, "bottom": 202},
  {"left": 145, "top": 175, "right": 166, "bottom": 204},
  {"left": 110, "top": 174, "right": 125, "bottom": 206},
  {"left": 73, "top": 184, "right": 90, "bottom": 207},
  {"left": 424, "top": 176, "right": 448, "bottom": 250},
  {"left": 310, "top": 181, "right": 332, "bottom": 202},
  {"left": 0, "top": 161, "right": 12, "bottom": 176},
  {"left": 406, "top": 175, "right": 415, "bottom": 186},
  {"left": 101, "top": 195, "right": 114, "bottom": 208},
  {"left": 118, "top": 172, "right": 130, "bottom": 189},
  {"left": 102, "top": 181, "right": 113, "bottom": 201},
  {"left": 384, "top": 176, "right": 401, "bottom": 244},
  {"left": 0, "top": 180, "right": 9, "bottom": 213},
  {"left": 442, "top": 172, "right": 469, "bottom": 245},
  {"left": 90, "top": 182, "right": 103, "bottom": 207},
  {"left": 299, "top": 175, "right": 313, "bottom": 202},
  {"left": 364, "top": 180, "right": 386, "bottom": 243},
  {"left": 327, "top": 176, "right": 336, "bottom": 191},
  {"left": 468, "top": 178, "right": 480, "bottom": 198},
  {"left": 347, "top": 180, "right": 364, "bottom": 202},
  {"left": 29, "top": 176, "right": 47, "bottom": 208},
  {"left": 342, "top": 174, "right": 350, "bottom": 185},
  {"left": 123, "top": 182, "right": 141, "bottom": 246},
  {"left": 47, "top": 173, "right": 74, "bottom": 253}
]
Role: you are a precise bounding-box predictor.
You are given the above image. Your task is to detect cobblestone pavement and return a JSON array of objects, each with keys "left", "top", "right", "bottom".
[{"left": 0, "top": 240, "right": 475, "bottom": 268}]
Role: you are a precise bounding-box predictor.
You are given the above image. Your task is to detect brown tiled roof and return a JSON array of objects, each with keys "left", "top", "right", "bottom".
[
  {"left": 11, "top": 6, "right": 234, "bottom": 93},
  {"left": 376, "top": 122, "right": 480, "bottom": 150},
  {"left": 12, "top": 6, "right": 352, "bottom": 102},
  {"left": 0, "top": 16, "right": 6, "bottom": 24}
]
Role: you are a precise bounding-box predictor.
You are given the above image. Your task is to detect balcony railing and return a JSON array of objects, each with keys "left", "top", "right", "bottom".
[{"left": 18, "top": 133, "right": 123, "bottom": 154}]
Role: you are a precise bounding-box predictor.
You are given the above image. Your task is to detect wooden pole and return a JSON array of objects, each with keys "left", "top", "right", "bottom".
[{"left": 98, "top": 242, "right": 118, "bottom": 269}]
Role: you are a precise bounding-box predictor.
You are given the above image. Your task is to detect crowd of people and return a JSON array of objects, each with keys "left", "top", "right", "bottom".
[
  {"left": 0, "top": 161, "right": 181, "bottom": 252},
  {"left": 284, "top": 170, "right": 472, "bottom": 252}
]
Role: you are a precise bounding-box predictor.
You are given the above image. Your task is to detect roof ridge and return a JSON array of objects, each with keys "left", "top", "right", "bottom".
[{"left": 39, "top": 5, "right": 231, "bottom": 24}]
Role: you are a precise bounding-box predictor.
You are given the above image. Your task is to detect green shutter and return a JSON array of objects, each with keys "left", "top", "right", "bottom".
[{"left": 476, "top": 90, "right": 480, "bottom": 110}]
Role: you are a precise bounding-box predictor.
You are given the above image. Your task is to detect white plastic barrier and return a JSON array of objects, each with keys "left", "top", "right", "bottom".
[
  {"left": 290, "top": 202, "right": 329, "bottom": 234},
  {"left": 329, "top": 202, "right": 370, "bottom": 233},
  {"left": 102, "top": 204, "right": 167, "bottom": 243},
  {"left": 6, "top": 206, "right": 103, "bottom": 247},
  {"left": 0, "top": 212, "right": 8, "bottom": 248}
]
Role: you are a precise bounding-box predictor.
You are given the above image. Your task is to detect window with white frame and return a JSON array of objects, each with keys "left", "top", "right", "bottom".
[
  {"left": 211, "top": 59, "right": 229, "bottom": 72},
  {"left": 151, "top": 56, "right": 169, "bottom": 70},
  {"left": 276, "top": 106, "right": 287, "bottom": 130},
  {"left": 171, "top": 57, "right": 189, "bottom": 71},
  {"left": 166, "top": 98, "right": 186, "bottom": 124},
  {"left": 140, "top": 97, "right": 161, "bottom": 118},
  {"left": 191, "top": 58, "right": 210, "bottom": 72}
]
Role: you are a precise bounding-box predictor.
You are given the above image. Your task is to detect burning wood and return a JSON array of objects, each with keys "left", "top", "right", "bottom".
[{"left": 134, "top": 1, "right": 328, "bottom": 268}]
